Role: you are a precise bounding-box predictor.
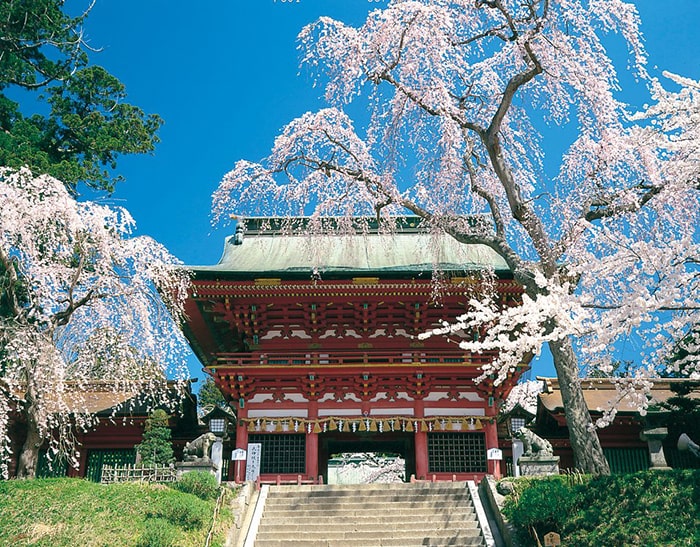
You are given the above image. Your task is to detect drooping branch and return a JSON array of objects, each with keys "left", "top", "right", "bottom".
[
  {"left": 377, "top": 70, "right": 481, "bottom": 133},
  {"left": 277, "top": 147, "right": 533, "bottom": 286},
  {"left": 583, "top": 181, "right": 664, "bottom": 223}
]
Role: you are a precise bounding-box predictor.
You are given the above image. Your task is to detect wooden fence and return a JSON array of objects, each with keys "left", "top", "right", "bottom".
[{"left": 101, "top": 464, "right": 177, "bottom": 484}]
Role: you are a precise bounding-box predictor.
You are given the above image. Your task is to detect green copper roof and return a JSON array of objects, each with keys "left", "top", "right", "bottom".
[{"left": 192, "top": 217, "right": 510, "bottom": 277}]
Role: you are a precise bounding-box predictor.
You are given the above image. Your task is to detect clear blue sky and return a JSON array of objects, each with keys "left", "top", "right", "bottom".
[{"left": 79, "top": 1, "right": 700, "bottom": 383}]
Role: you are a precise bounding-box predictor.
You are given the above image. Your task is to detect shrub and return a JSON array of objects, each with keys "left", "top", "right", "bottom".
[
  {"left": 173, "top": 471, "right": 219, "bottom": 500},
  {"left": 136, "top": 517, "right": 178, "bottom": 547},
  {"left": 502, "top": 476, "right": 580, "bottom": 545},
  {"left": 151, "top": 497, "right": 211, "bottom": 531},
  {"left": 136, "top": 410, "right": 174, "bottom": 466}
]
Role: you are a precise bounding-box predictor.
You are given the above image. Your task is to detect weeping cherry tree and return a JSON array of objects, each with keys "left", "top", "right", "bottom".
[
  {"left": 0, "top": 168, "right": 191, "bottom": 478},
  {"left": 212, "top": 1, "right": 700, "bottom": 474}
]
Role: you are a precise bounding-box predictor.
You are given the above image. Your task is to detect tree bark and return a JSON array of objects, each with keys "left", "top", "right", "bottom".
[
  {"left": 16, "top": 385, "right": 42, "bottom": 479},
  {"left": 549, "top": 337, "right": 611, "bottom": 475}
]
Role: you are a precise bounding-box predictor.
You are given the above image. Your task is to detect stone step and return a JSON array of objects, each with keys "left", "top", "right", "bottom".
[
  {"left": 257, "top": 520, "right": 480, "bottom": 532},
  {"left": 269, "top": 493, "right": 471, "bottom": 505},
  {"left": 261, "top": 511, "right": 477, "bottom": 528},
  {"left": 257, "top": 521, "right": 480, "bottom": 539},
  {"left": 257, "top": 526, "right": 481, "bottom": 539},
  {"left": 267, "top": 483, "right": 468, "bottom": 495},
  {"left": 260, "top": 507, "right": 477, "bottom": 519},
  {"left": 254, "top": 534, "right": 485, "bottom": 547},
  {"left": 265, "top": 490, "right": 471, "bottom": 499},
  {"left": 255, "top": 534, "right": 484, "bottom": 545},
  {"left": 268, "top": 483, "right": 468, "bottom": 489},
  {"left": 264, "top": 499, "right": 473, "bottom": 510}
]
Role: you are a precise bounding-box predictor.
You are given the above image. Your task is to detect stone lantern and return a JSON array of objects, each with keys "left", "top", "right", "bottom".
[
  {"left": 501, "top": 403, "right": 535, "bottom": 477},
  {"left": 640, "top": 408, "right": 671, "bottom": 470},
  {"left": 201, "top": 405, "right": 236, "bottom": 482}
]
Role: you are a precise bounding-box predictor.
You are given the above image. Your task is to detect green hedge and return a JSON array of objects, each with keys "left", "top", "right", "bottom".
[{"left": 501, "top": 470, "right": 700, "bottom": 546}]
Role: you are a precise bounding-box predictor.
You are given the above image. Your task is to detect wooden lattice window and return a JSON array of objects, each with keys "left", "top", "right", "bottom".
[
  {"left": 428, "top": 432, "right": 487, "bottom": 473},
  {"left": 604, "top": 447, "right": 650, "bottom": 473},
  {"left": 248, "top": 433, "right": 305, "bottom": 474},
  {"left": 663, "top": 446, "right": 700, "bottom": 470},
  {"left": 85, "top": 448, "right": 136, "bottom": 482},
  {"left": 37, "top": 450, "right": 68, "bottom": 478}
]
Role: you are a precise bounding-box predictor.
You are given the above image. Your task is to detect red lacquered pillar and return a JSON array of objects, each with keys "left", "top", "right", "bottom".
[
  {"left": 235, "top": 409, "right": 248, "bottom": 483},
  {"left": 485, "top": 409, "right": 501, "bottom": 479},
  {"left": 306, "top": 401, "right": 319, "bottom": 480},
  {"left": 414, "top": 400, "right": 428, "bottom": 480}
]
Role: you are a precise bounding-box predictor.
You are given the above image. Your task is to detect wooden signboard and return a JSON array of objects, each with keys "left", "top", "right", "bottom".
[
  {"left": 544, "top": 531, "right": 561, "bottom": 546},
  {"left": 487, "top": 448, "right": 503, "bottom": 460},
  {"left": 231, "top": 448, "right": 247, "bottom": 461}
]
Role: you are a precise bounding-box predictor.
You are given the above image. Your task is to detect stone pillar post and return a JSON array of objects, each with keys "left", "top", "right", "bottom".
[
  {"left": 641, "top": 427, "right": 671, "bottom": 470},
  {"left": 512, "top": 439, "right": 524, "bottom": 478},
  {"left": 211, "top": 438, "right": 224, "bottom": 484}
]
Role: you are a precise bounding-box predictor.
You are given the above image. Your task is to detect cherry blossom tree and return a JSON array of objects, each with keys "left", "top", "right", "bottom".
[
  {"left": 212, "top": 1, "right": 700, "bottom": 474},
  {"left": 0, "top": 168, "right": 191, "bottom": 479},
  {"left": 501, "top": 380, "right": 541, "bottom": 416}
]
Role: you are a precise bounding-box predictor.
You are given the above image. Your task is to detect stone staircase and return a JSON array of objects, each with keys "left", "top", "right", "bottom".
[{"left": 247, "top": 481, "right": 491, "bottom": 547}]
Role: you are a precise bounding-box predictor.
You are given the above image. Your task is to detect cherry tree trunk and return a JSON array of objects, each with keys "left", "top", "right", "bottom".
[
  {"left": 16, "top": 389, "right": 41, "bottom": 479},
  {"left": 548, "top": 337, "right": 611, "bottom": 475}
]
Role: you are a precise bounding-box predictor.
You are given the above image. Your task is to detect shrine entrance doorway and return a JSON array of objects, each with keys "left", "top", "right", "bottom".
[{"left": 319, "top": 432, "right": 415, "bottom": 484}]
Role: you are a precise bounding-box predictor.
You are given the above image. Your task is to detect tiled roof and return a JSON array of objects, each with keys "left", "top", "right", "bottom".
[
  {"left": 7, "top": 381, "right": 190, "bottom": 416},
  {"left": 192, "top": 223, "right": 509, "bottom": 275},
  {"left": 537, "top": 377, "right": 700, "bottom": 414}
]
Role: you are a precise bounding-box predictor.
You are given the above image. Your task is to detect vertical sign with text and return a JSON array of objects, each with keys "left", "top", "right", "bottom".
[{"left": 245, "top": 443, "right": 262, "bottom": 482}]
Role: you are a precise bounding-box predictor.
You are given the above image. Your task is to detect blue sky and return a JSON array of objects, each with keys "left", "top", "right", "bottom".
[{"left": 78, "top": 1, "right": 700, "bottom": 383}]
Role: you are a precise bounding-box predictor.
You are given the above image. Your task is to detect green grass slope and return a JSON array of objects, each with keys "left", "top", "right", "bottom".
[
  {"left": 0, "top": 478, "right": 234, "bottom": 547},
  {"left": 502, "top": 469, "right": 700, "bottom": 546}
]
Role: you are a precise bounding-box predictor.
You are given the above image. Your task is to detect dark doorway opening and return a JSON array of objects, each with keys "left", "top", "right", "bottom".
[{"left": 319, "top": 431, "right": 415, "bottom": 484}]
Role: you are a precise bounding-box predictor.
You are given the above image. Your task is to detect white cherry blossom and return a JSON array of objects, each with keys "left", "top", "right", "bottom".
[
  {"left": 213, "top": 1, "right": 699, "bottom": 474},
  {"left": 0, "top": 168, "right": 191, "bottom": 478}
]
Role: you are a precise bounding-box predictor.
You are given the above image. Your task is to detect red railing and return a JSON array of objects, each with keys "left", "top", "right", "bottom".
[{"left": 212, "top": 350, "right": 496, "bottom": 368}]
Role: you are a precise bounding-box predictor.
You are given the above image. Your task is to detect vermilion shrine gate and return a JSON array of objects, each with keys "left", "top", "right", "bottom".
[{"left": 184, "top": 218, "right": 525, "bottom": 483}]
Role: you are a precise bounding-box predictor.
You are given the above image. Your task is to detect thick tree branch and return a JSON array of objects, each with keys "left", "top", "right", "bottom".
[
  {"left": 378, "top": 71, "right": 482, "bottom": 133},
  {"left": 463, "top": 145, "right": 507, "bottom": 239},
  {"left": 583, "top": 182, "right": 663, "bottom": 223},
  {"left": 481, "top": 48, "right": 556, "bottom": 273}
]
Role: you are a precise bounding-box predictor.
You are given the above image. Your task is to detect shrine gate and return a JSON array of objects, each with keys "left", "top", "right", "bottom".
[{"left": 184, "top": 218, "right": 524, "bottom": 483}]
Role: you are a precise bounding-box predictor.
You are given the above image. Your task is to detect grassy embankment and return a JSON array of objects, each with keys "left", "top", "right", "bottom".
[
  {"left": 0, "top": 477, "right": 236, "bottom": 547},
  {"left": 501, "top": 469, "right": 700, "bottom": 546}
]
